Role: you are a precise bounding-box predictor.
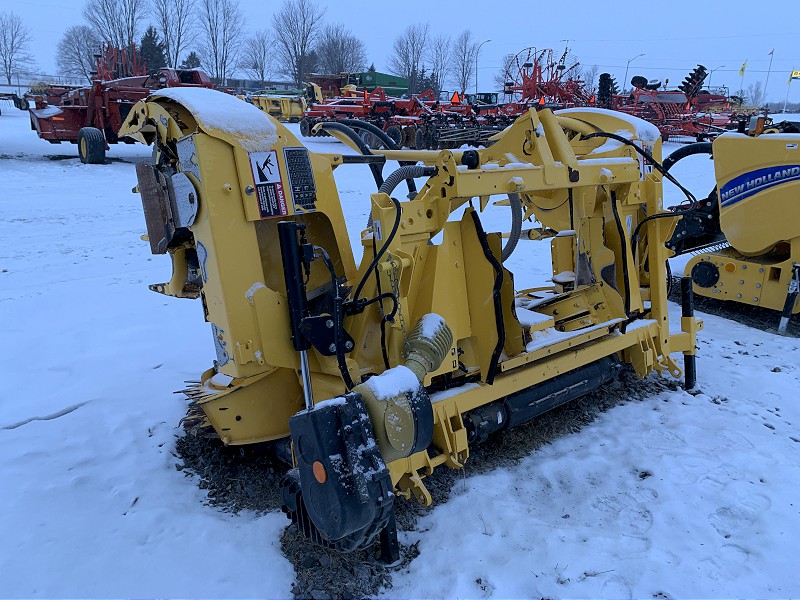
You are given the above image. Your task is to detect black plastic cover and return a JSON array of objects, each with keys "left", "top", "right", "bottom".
[{"left": 283, "top": 392, "right": 394, "bottom": 551}]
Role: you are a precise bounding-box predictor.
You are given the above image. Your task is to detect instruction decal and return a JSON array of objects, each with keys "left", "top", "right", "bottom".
[
  {"left": 249, "top": 150, "right": 288, "bottom": 218},
  {"left": 283, "top": 147, "right": 318, "bottom": 211}
]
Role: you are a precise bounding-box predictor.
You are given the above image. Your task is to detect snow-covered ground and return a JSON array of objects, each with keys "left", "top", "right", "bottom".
[{"left": 1, "top": 105, "right": 799, "bottom": 598}]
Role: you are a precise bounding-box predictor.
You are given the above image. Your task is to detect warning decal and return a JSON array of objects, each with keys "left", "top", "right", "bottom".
[{"left": 249, "top": 150, "right": 288, "bottom": 218}]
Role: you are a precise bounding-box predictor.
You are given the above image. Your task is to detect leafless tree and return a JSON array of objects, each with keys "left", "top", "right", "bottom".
[
  {"left": 315, "top": 23, "right": 366, "bottom": 74},
  {"left": 747, "top": 80, "right": 765, "bottom": 107},
  {"left": 425, "top": 33, "right": 450, "bottom": 97},
  {"left": 197, "top": 0, "right": 243, "bottom": 84},
  {"left": 579, "top": 64, "right": 599, "bottom": 94},
  {"left": 83, "top": 0, "right": 147, "bottom": 51},
  {"left": 56, "top": 26, "right": 102, "bottom": 82},
  {"left": 493, "top": 52, "right": 516, "bottom": 94},
  {"left": 152, "top": 0, "right": 195, "bottom": 68},
  {"left": 387, "top": 23, "right": 429, "bottom": 95},
  {"left": 239, "top": 29, "right": 272, "bottom": 85},
  {"left": 0, "top": 12, "right": 34, "bottom": 85},
  {"left": 450, "top": 29, "right": 476, "bottom": 96},
  {"left": 272, "top": 0, "right": 326, "bottom": 87}
]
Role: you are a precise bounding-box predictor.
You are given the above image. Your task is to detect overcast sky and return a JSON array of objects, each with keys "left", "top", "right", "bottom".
[{"left": 10, "top": 0, "right": 800, "bottom": 103}]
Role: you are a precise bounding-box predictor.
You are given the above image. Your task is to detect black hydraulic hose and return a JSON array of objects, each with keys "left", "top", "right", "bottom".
[
  {"left": 501, "top": 192, "right": 523, "bottom": 262},
  {"left": 318, "top": 121, "right": 384, "bottom": 189},
  {"left": 662, "top": 141, "right": 713, "bottom": 172},
  {"left": 378, "top": 165, "right": 436, "bottom": 195},
  {"left": 680, "top": 277, "right": 697, "bottom": 389},
  {"left": 313, "top": 245, "right": 355, "bottom": 390},
  {"left": 581, "top": 131, "right": 697, "bottom": 204},
  {"left": 579, "top": 131, "right": 702, "bottom": 247},
  {"left": 339, "top": 118, "right": 400, "bottom": 151},
  {"left": 351, "top": 195, "right": 402, "bottom": 308},
  {"left": 610, "top": 190, "right": 635, "bottom": 321},
  {"left": 351, "top": 167, "right": 435, "bottom": 309},
  {"left": 339, "top": 118, "right": 419, "bottom": 198}
]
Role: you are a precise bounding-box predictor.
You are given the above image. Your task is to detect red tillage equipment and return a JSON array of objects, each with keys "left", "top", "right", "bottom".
[{"left": 28, "top": 49, "right": 215, "bottom": 163}]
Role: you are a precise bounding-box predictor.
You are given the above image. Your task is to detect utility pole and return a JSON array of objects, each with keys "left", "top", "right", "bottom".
[
  {"left": 623, "top": 53, "right": 645, "bottom": 93},
  {"left": 475, "top": 39, "right": 491, "bottom": 96},
  {"left": 707, "top": 65, "right": 725, "bottom": 91}
]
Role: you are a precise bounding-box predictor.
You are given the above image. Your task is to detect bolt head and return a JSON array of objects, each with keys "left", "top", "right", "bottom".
[
  {"left": 325, "top": 319, "right": 334, "bottom": 328},
  {"left": 328, "top": 343, "right": 337, "bottom": 353}
]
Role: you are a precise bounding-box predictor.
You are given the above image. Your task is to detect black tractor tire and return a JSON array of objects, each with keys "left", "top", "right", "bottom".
[
  {"left": 401, "top": 125, "right": 416, "bottom": 148},
  {"left": 77, "top": 127, "right": 106, "bottom": 164},
  {"left": 299, "top": 117, "right": 311, "bottom": 137},
  {"left": 360, "top": 129, "right": 377, "bottom": 149},
  {"left": 386, "top": 125, "right": 402, "bottom": 147},
  {"left": 415, "top": 127, "right": 426, "bottom": 150},
  {"left": 428, "top": 127, "right": 440, "bottom": 149}
]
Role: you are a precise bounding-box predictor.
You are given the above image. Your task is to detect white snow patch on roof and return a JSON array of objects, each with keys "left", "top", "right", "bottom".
[
  {"left": 154, "top": 87, "right": 278, "bottom": 152},
  {"left": 363, "top": 365, "right": 419, "bottom": 400},
  {"left": 245, "top": 282, "right": 265, "bottom": 304},
  {"left": 624, "top": 318, "right": 657, "bottom": 332},
  {"left": 556, "top": 107, "right": 661, "bottom": 142},
  {"left": 525, "top": 318, "right": 623, "bottom": 352},
  {"left": 419, "top": 313, "right": 446, "bottom": 338},
  {"left": 311, "top": 396, "right": 347, "bottom": 411},
  {"left": 578, "top": 157, "right": 637, "bottom": 166},
  {"left": 430, "top": 382, "right": 481, "bottom": 403},
  {"left": 552, "top": 270, "right": 576, "bottom": 284},
  {"left": 30, "top": 106, "right": 64, "bottom": 118},
  {"left": 515, "top": 307, "right": 554, "bottom": 327}
]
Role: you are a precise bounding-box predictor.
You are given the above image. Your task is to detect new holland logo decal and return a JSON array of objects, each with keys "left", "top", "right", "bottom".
[{"left": 720, "top": 164, "right": 800, "bottom": 207}]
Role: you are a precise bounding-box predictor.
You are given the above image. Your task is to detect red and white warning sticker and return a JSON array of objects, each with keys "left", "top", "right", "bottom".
[{"left": 249, "top": 150, "right": 288, "bottom": 218}]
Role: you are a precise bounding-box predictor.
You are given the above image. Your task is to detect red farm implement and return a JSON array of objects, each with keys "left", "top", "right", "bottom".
[
  {"left": 597, "top": 66, "right": 735, "bottom": 141},
  {"left": 299, "top": 86, "right": 509, "bottom": 149},
  {"left": 28, "top": 44, "right": 215, "bottom": 163},
  {"left": 501, "top": 47, "right": 592, "bottom": 110},
  {"left": 0, "top": 92, "right": 30, "bottom": 113}
]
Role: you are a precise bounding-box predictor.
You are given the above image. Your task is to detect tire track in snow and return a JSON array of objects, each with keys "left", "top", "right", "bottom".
[{"left": 1, "top": 400, "right": 92, "bottom": 430}]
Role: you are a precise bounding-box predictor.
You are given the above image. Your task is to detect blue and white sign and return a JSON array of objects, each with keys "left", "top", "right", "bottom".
[{"left": 719, "top": 164, "right": 800, "bottom": 207}]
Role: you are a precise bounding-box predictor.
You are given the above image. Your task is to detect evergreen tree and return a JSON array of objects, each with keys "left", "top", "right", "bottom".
[
  {"left": 417, "top": 66, "right": 438, "bottom": 95},
  {"left": 179, "top": 51, "right": 202, "bottom": 69},
  {"left": 140, "top": 25, "right": 166, "bottom": 72},
  {"left": 368, "top": 63, "right": 376, "bottom": 72}
]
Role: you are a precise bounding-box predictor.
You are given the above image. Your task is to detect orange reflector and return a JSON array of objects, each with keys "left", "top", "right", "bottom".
[
  {"left": 313, "top": 461, "right": 327, "bottom": 483},
  {"left": 725, "top": 263, "right": 736, "bottom": 272}
]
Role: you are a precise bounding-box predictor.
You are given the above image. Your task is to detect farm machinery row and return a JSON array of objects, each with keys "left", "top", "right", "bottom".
[
  {"left": 26, "top": 44, "right": 215, "bottom": 163},
  {"left": 296, "top": 48, "right": 743, "bottom": 149},
  {"left": 299, "top": 86, "right": 511, "bottom": 150},
  {"left": 295, "top": 48, "right": 589, "bottom": 149},
  {"left": 595, "top": 65, "right": 735, "bottom": 141}
]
